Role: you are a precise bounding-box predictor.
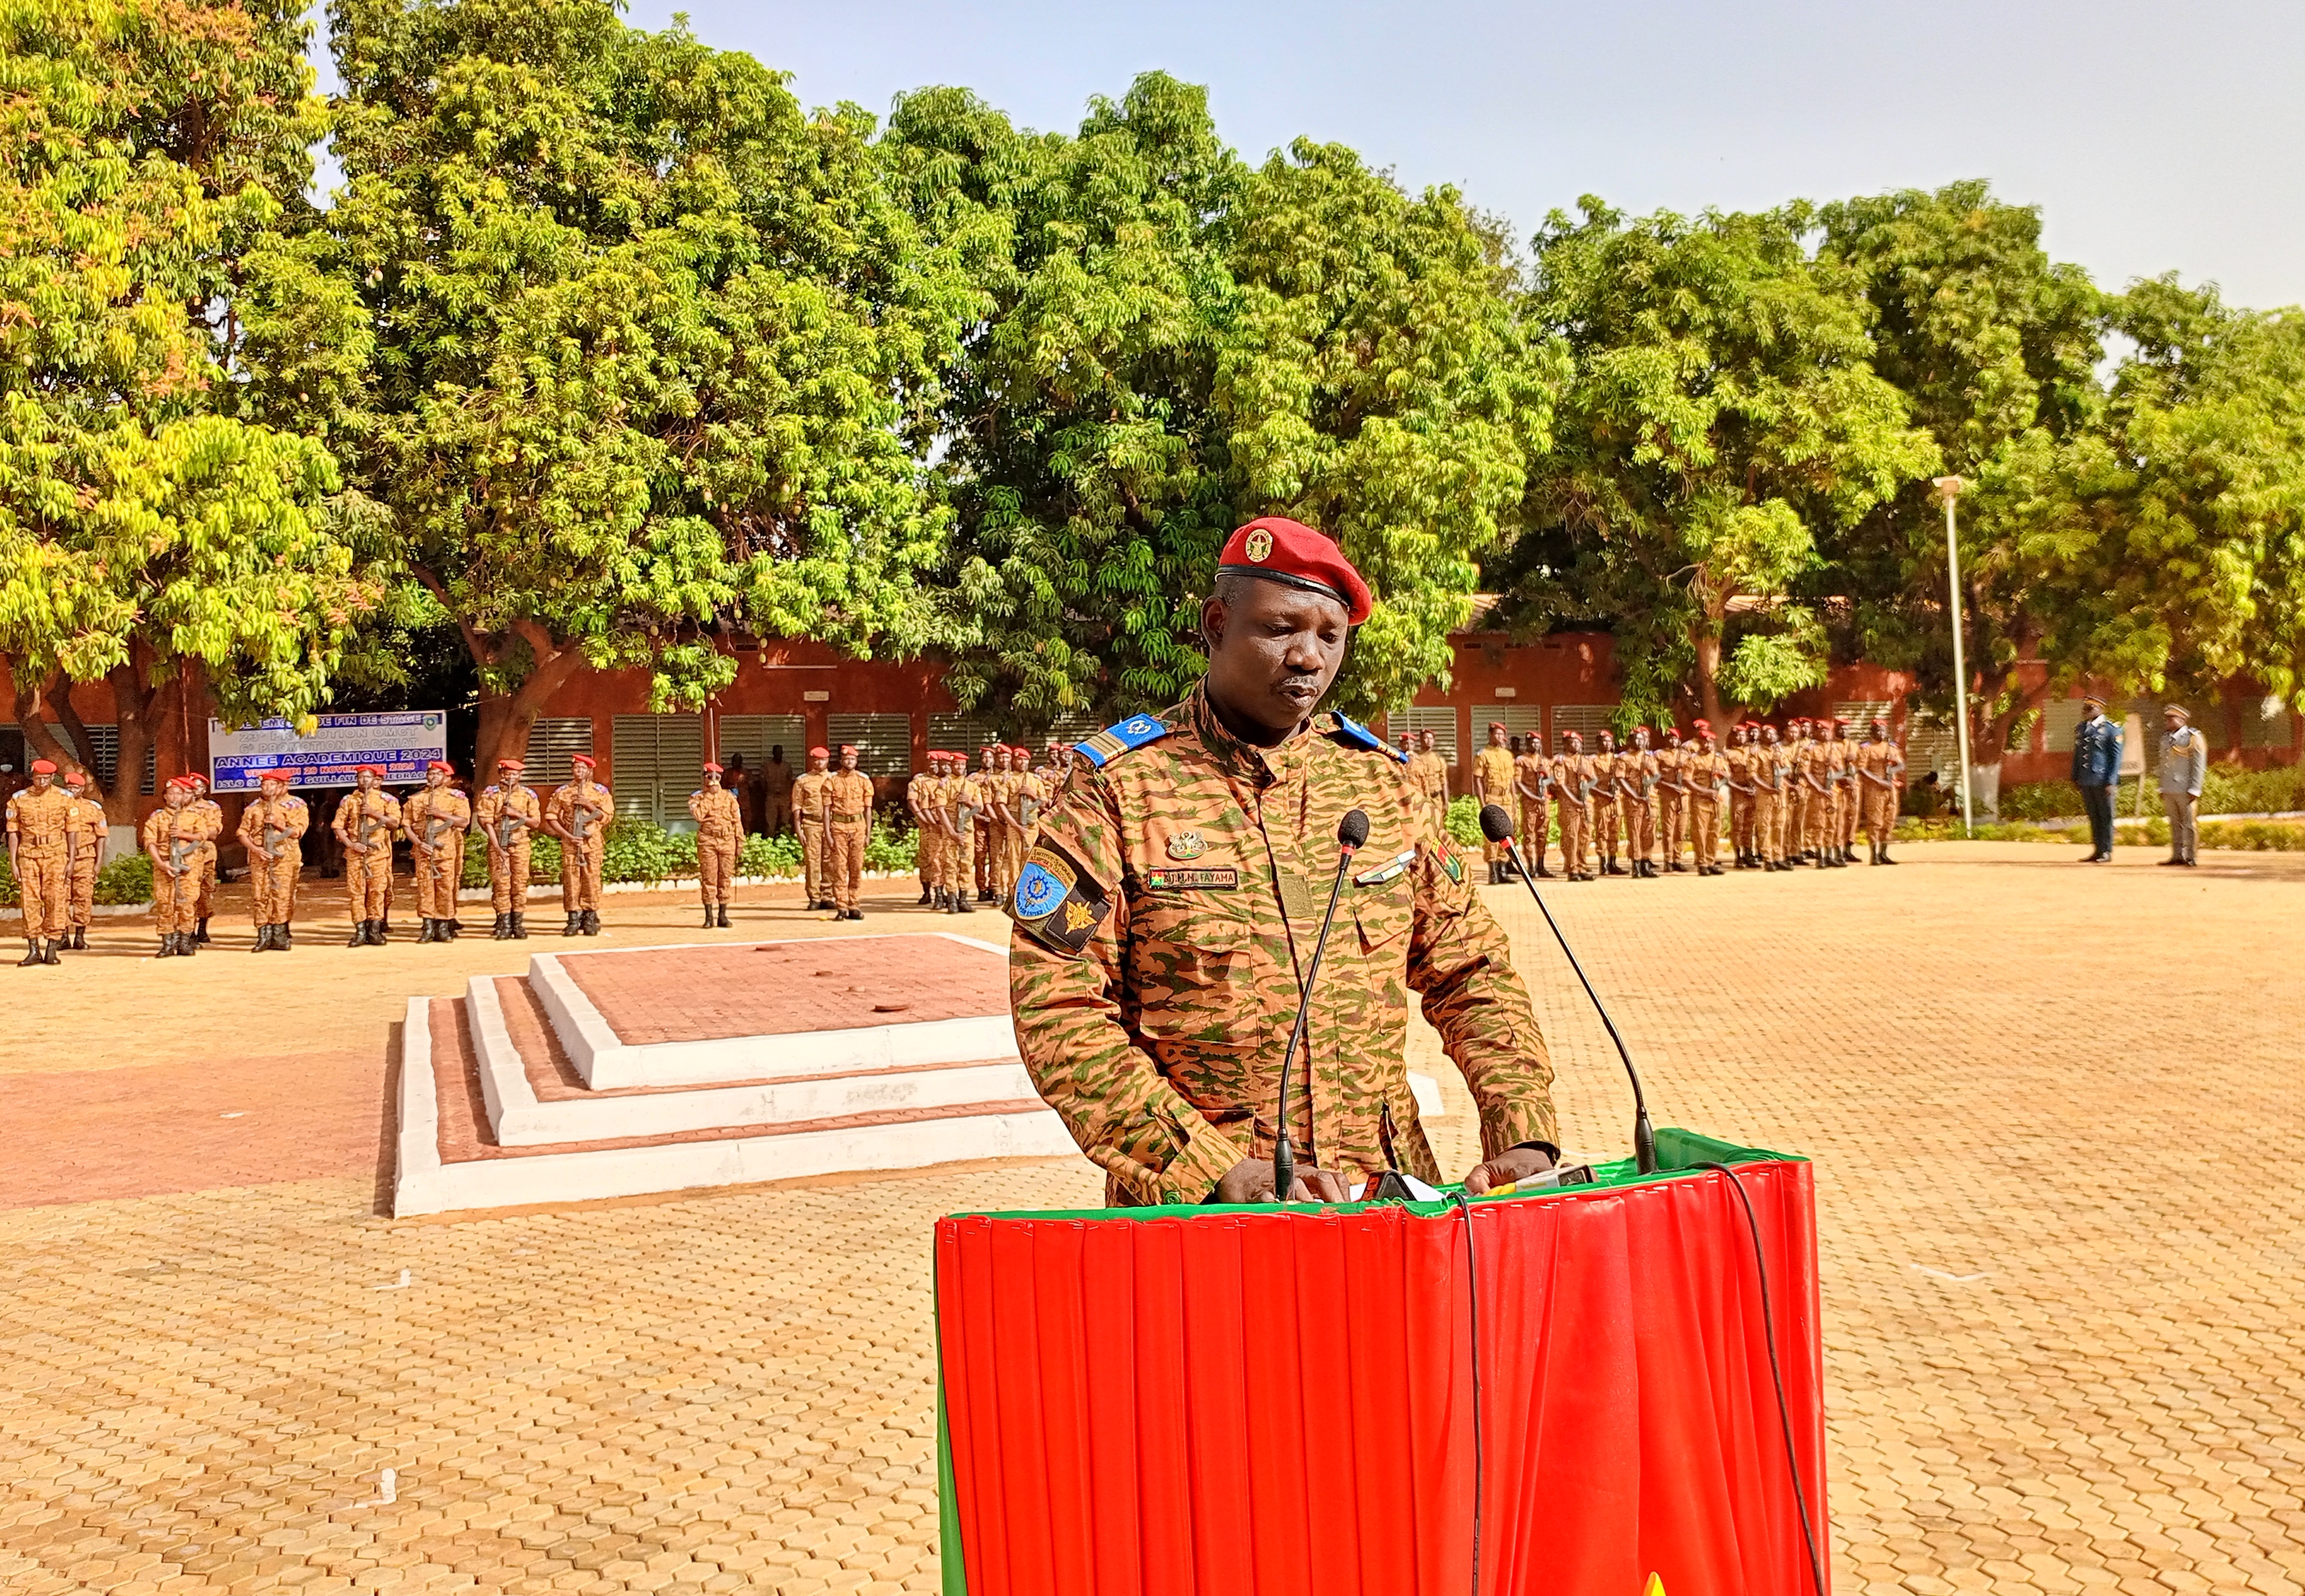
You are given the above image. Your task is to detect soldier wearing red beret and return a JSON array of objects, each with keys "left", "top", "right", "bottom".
[
  {"left": 545, "top": 753, "right": 611, "bottom": 935},
  {"left": 402, "top": 759, "right": 472, "bottom": 941},
  {"left": 7, "top": 758, "right": 76, "bottom": 964},
  {"left": 473, "top": 758, "right": 541, "bottom": 938},
  {"left": 1007, "top": 517, "right": 1560, "bottom": 1207},
  {"left": 690, "top": 761, "right": 743, "bottom": 927},
  {"left": 332, "top": 764, "right": 403, "bottom": 945}
]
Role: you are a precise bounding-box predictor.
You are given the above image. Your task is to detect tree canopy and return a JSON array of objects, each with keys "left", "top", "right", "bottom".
[
  {"left": 0, "top": 0, "right": 382, "bottom": 815},
  {"left": 7, "top": 5, "right": 2301, "bottom": 785},
  {"left": 324, "top": 0, "right": 984, "bottom": 770},
  {"left": 888, "top": 73, "right": 1555, "bottom": 727}
]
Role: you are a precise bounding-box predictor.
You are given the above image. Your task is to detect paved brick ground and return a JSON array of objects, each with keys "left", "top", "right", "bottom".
[{"left": 3, "top": 844, "right": 2301, "bottom": 1595}]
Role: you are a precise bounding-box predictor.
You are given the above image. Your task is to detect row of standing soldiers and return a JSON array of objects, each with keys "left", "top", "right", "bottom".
[
  {"left": 902, "top": 743, "right": 1068, "bottom": 914},
  {"left": 1435, "top": 715, "right": 1908, "bottom": 882},
  {"left": 4, "top": 756, "right": 622, "bottom": 961}
]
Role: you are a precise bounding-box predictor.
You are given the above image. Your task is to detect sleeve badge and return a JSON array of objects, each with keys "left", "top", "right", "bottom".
[{"left": 1009, "top": 840, "right": 1112, "bottom": 957}]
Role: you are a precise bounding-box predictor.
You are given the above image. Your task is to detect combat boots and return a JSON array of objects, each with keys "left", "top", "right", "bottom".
[
  {"left": 415, "top": 919, "right": 438, "bottom": 944},
  {"left": 349, "top": 921, "right": 369, "bottom": 947},
  {"left": 580, "top": 910, "right": 600, "bottom": 936},
  {"left": 702, "top": 907, "right": 717, "bottom": 927},
  {"left": 949, "top": 893, "right": 973, "bottom": 913},
  {"left": 562, "top": 912, "right": 582, "bottom": 937},
  {"left": 715, "top": 906, "right": 730, "bottom": 928},
  {"left": 252, "top": 924, "right": 274, "bottom": 953},
  {"left": 491, "top": 913, "right": 511, "bottom": 939},
  {"left": 277, "top": 923, "right": 294, "bottom": 948},
  {"left": 194, "top": 917, "right": 211, "bottom": 944},
  {"left": 70, "top": 927, "right": 87, "bottom": 949},
  {"left": 510, "top": 913, "right": 528, "bottom": 939},
  {"left": 18, "top": 938, "right": 43, "bottom": 967},
  {"left": 1602, "top": 858, "right": 1628, "bottom": 877}
]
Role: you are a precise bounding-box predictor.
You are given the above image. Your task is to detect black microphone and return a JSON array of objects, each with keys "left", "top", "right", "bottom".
[
  {"left": 1273, "top": 808, "right": 1369, "bottom": 1202},
  {"left": 1479, "top": 803, "right": 1658, "bottom": 1175}
]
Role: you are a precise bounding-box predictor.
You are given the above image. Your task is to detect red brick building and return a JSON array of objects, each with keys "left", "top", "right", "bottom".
[{"left": 6, "top": 628, "right": 2296, "bottom": 842}]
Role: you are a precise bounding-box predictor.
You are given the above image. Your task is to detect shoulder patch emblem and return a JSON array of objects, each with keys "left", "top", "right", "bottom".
[
  {"left": 1076, "top": 714, "right": 1170, "bottom": 769},
  {"left": 1329, "top": 712, "right": 1409, "bottom": 763},
  {"left": 1436, "top": 842, "right": 1465, "bottom": 885},
  {"left": 1009, "top": 840, "right": 1111, "bottom": 957},
  {"left": 1165, "top": 830, "right": 1207, "bottom": 860}
]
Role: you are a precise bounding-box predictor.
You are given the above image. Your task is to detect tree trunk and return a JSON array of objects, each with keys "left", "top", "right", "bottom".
[
  {"left": 107, "top": 655, "right": 162, "bottom": 825},
  {"left": 1690, "top": 620, "right": 1728, "bottom": 731},
  {"left": 7, "top": 663, "right": 84, "bottom": 786},
  {"left": 472, "top": 633, "right": 590, "bottom": 778}
]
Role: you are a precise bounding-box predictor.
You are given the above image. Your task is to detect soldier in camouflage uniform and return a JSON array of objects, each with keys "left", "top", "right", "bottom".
[
  {"left": 186, "top": 773, "right": 224, "bottom": 943},
  {"left": 332, "top": 764, "right": 404, "bottom": 945},
  {"left": 143, "top": 776, "right": 219, "bottom": 957},
  {"left": 7, "top": 759, "right": 76, "bottom": 965},
  {"left": 546, "top": 753, "right": 611, "bottom": 936},
  {"left": 61, "top": 769, "right": 105, "bottom": 949},
  {"left": 235, "top": 772, "right": 309, "bottom": 951},
  {"left": 472, "top": 758, "right": 540, "bottom": 938},
  {"left": 689, "top": 762, "right": 742, "bottom": 927},
  {"left": 403, "top": 760, "right": 472, "bottom": 942},
  {"left": 1008, "top": 518, "right": 1559, "bottom": 1207},
  {"left": 910, "top": 753, "right": 948, "bottom": 907}
]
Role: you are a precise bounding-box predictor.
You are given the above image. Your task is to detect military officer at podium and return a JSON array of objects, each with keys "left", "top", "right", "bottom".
[{"left": 1007, "top": 517, "right": 1560, "bottom": 1208}]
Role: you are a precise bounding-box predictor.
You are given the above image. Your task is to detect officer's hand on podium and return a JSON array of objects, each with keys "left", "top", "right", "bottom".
[
  {"left": 1213, "top": 1157, "right": 1354, "bottom": 1206},
  {"left": 1462, "top": 1144, "right": 1557, "bottom": 1196}
]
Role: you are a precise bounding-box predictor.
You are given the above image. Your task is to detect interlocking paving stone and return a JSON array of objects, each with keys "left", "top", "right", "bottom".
[{"left": 3, "top": 846, "right": 2301, "bottom": 1594}]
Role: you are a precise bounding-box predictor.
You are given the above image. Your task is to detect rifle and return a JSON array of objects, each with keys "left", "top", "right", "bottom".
[
  {"left": 167, "top": 824, "right": 192, "bottom": 879},
  {"left": 358, "top": 804, "right": 390, "bottom": 857},
  {"left": 496, "top": 798, "right": 527, "bottom": 853},
  {"left": 423, "top": 810, "right": 453, "bottom": 855},
  {"left": 262, "top": 821, "right": 287, "bottom": 863},
  {"left": 567, "top": 792, "right": 599, "bottom": 846}
]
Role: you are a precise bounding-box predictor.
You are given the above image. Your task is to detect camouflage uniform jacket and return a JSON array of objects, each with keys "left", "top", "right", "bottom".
[{"left": 1007, "top": 683, "right": 1560, "bottom": 1208}]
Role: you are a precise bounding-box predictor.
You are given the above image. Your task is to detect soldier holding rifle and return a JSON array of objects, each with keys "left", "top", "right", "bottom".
[
  {"left": 1513, "top": 732, "right": 1553, "bottom": 879},
  {"left": 143, "top": 775, "right": 219, "bottom": 958},
  {"left": 546, "top": 752, "right": 610, "bottom": 936},
  {"left": 472, "top": 758, "right": 541, "bottom": 938},
  {"left": 236, "top": 772, "right": 309, "bottom": 950},
  {"left": 1624, "top": 726, "right": 1661, "bottom": 878},
  {"left": 1656, "top": 727, "right": 1688, "bottom": 872},
  {"left": 403, "top": 760, "right": 472, "bottom": 942},
  {"left": 332, "top": 766, "right": 403, "bottom": 945},
  {"left": 1008, "top": 518, "right": 1560, "bottom": 1207},
  {"left": 1857, "top": 717, "right": 1905, "bottom": 865}
]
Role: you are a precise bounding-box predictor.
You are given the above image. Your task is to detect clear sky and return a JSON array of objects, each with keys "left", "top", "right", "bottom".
[{"left": 600, "top": 0, "right": 2305, "bottom": 309}]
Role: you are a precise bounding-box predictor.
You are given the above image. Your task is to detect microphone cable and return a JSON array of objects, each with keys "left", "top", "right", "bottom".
[
  {"left": 1452, "top": 1190, "right": 1484, "bottom": 1596},
  {"left": 1693, "top": 1161, "right": 1829, "bottom": 1596}
]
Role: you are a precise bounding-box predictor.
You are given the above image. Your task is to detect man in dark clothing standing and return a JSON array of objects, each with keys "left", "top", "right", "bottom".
[{"left": 2071, "top": 692, "right": 2123, "bottom": 862}]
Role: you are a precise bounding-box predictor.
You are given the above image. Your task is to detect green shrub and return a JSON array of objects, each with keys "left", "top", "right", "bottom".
[
  {"left": 1999, "top": 780, "right": 2086, "bottom": 820},
  {"left": 740, "top": 832, "right": 803, "bottom": 877},
  {"left": 600, "top": 815, "right": 695, "bottom": 884},
  {"left": 2200, "top": 763, "right": 2305, "bottom": 815},
  {"left": 0, "top": 850, "right": 14, "bottom": 908},
  {"left": 864, "top": 816, "right": 918, "bottom": 874},
  {"left": 94, "top": 852, "right": 153, "bottom": 905},
  {"left": 1444, "top": 795, "right": 1482, "bottom": 849},
  {"left": 460, "top": 829, "right": 490, "bottom": 889}
]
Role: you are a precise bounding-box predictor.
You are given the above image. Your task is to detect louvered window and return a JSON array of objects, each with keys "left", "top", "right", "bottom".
[
  {"left": 1400, "top": 706, "right": 1461, "bottom": 763},
  {"left": 827, "top": 713, "right": 913, "bottom": 777},
  {"left": 610, "top": 714, "right": 704, "bottom": 828},
  {"left": 523, "top": 717, "right": 595, "bottom": 788},
  {"left": 1548, "top": 704, "right": 1616, "bottom": 747},
  {"left": 719, "top": 715, "right": 807, "bottom": 771}
]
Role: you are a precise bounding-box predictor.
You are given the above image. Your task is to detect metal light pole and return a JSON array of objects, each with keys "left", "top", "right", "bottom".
[{"left": 1933, "top": 476, "right": 1975, "bottom": 835}]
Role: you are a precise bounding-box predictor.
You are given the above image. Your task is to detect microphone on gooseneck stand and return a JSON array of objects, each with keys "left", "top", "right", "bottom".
[
  {"left": 1272, "top": 808, "right": 1370, "bottom": 1203},
  {"left": 1478, "top": 803, "right": 1657, "bottom": 1175}
]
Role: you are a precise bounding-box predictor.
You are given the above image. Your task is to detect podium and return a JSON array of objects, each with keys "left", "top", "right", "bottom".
[{"left": 933, "top": 1129, "right": 1826, "bottom": 1596}]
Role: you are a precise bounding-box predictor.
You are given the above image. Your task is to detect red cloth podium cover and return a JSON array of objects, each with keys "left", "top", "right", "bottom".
[{"left": 934, "top": 1128, "right": 1826, "bottom": 1596}]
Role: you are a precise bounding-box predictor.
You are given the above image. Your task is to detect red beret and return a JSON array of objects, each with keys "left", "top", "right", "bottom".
[
  {"left": 1692, "top": 718, "right": 1712, "bottom": 732},
  {"left": 168, "top": 773, "right": 200, "bottom": 790},
  {"left": 1487, "top": 721, "right": 1506, "bottom": 732},
  {"left": 427, "top": 760, "right": 455, "bottom": 773},
  {"left": 808, "top": 746, "right": 829, "bottom": 759},
  {"left": 702, "top": 761, "right": 723, "bottom": 773},
  {"left": 498, "top": 758, "right": 525, "bottom": 770},
  {"left": 1217, "top": 517, "right": 1372, "bottom": 625},
  {"left": 30, "top": 759, "right": 56, "bottom": 774},
  {"left": 571, "top": 753, "right": 596, "bottom": 767},
  {"left": 65, "top": 769, "right": 88, "bottom": 783},
  {"left": 838, "top": 744, "right": 857, "bottom": 756},
  {"left": 356, "top": 763, "right": 386, "bottom": 776}
]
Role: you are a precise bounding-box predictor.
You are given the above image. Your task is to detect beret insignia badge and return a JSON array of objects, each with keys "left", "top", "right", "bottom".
[
  {"left": 1165, "top": 830, "right": 1207, "bottom": 860},
  {"left": 1243, "top": 527, "right": 1274, "bottom": 563}
]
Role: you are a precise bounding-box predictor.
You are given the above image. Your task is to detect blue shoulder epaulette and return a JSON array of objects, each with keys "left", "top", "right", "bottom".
[
  {"left": 1076, "top": 713, "right": 1170, "bottom": 769},
  {"left": 1330, "top": 713, "right": 1409, "bottom": 763}
]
